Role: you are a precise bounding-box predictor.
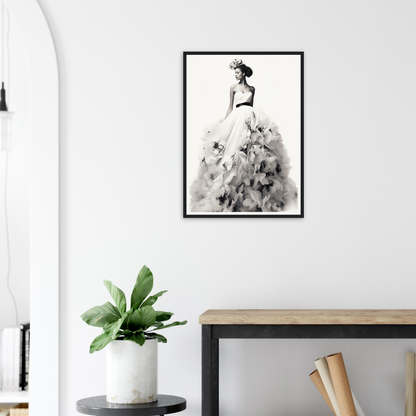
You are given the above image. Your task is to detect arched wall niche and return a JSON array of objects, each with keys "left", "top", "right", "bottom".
[{"left": 2, "top": 0, "right": 59, "bottom": 415}]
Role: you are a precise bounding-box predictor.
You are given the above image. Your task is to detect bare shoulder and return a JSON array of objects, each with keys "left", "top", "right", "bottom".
[
  {"left": 230, "top": 83, "right": 238, "bottom": 91},
  {"left": 250, "top": 86, "right": 255, "bottom": 93}
]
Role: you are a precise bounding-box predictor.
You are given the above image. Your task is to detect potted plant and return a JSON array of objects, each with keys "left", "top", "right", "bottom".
[{"left": 81, "top": 265, "right": 187, "bottom": 404}]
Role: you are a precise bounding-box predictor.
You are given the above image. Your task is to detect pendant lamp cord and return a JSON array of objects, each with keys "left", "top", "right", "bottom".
[
  {"left": 2, "top": 1, "right": 18, "bottom": 327},
  {"left": 5, "top": 2, "right": 10, "bottom": 106},
  {"left": 2, "top": 3, "right": 4, "bottom": 88},
  {"left": 4, "top": 151, "right": 18, "bottom": 327}
]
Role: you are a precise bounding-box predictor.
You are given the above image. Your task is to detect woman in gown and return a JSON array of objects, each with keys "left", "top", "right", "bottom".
[{"left": 190, "top": 59, "right": 298, "bottom": 213}]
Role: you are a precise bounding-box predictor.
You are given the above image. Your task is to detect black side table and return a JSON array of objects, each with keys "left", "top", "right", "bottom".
[{"left": 76, "top": 395, "right": 186, "bottom": 416}]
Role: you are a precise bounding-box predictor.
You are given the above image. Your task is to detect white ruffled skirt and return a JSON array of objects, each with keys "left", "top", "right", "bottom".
[{"left": 190, "top": 106, "right": 298, "bottom": 213}]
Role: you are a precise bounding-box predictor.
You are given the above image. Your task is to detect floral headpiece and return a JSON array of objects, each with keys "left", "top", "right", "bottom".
[{"left": 229, "top": 59, "right": 244, "bottom": 70}]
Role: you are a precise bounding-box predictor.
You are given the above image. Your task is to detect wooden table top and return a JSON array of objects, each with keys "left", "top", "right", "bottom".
[{"left": 199, "top": 309, "right": 416, "bottom": 325}]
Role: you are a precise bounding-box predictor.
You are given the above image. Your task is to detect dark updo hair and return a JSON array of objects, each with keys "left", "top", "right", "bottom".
[{"left": 237, "top": 64, "right": 253, "bottom": 78}]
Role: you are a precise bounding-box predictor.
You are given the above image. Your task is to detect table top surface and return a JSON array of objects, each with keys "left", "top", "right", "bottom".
[
  {"left": 199, "top": 309, "right": 416, "bottom": 325},
  {"left": 76, "top": 394, "right": 186, "bottom": 416}
]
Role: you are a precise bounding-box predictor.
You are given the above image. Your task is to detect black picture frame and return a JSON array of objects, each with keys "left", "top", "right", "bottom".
[{"left": 184, "top": 51, "right": 304, "bottom": 218}]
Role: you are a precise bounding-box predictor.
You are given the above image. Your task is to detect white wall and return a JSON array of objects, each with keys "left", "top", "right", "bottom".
[
  {"left": 0, "top": 6, "right": 30, "bottom": 330},
  {"left": 36, "top": 0, "right": 416, "bottom": 415}
]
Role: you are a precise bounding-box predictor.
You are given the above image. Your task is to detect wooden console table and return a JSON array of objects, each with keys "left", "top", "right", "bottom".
[{"left": 199, "top": 309, "right": 416, "bottom": 416}]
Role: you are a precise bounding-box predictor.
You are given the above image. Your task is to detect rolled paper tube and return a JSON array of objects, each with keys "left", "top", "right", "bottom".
[
  {"left": 405, "top": 352, "right": 415, "bottom": 416},
  {"left": 309, "top": 369, "right": 336, "bottom": 416},
  {"left": 327, "top": 352, "right": 357, "bottom": 416},
  {"left": 315, "top": 357, "right": 341, "bottom": 416},
  {"left": 351, "top": 391, "right": 366, "bottom": 416}
]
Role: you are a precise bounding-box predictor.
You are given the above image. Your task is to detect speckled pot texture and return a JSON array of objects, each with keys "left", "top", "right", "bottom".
[{"left": 106, "top": 338, "right": 158, "bottom": 404}]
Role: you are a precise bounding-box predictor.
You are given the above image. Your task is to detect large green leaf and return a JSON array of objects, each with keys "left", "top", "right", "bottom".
[
  {"left": 103, "top": 280, "right": 127, "bottom": 314},
  {"left": 137, "top": 306, "right": 157, "bottom": 328},
  {"left": 154, "top": 320, "right": 187, "bottom": 331},
  {"left": 124, "top": 332, "right": 146, "bottom": 346},
  {"left": 131, "top": 266, "right": 153, "bottom": 309},
  {"left": 89, "top": 332, "right": 113, "bottom": 353},
  {"left": 141, "top": 290, "right": 168, "bottom": 308},
  {"left": 126, "top": 310, "right": 142, "bottom": 331},
  {"left": 105, "top": 312, "right": 129, "bottom": 339},
  {"left": 146, "top": 332, "right": 167, "bottom": 343},
  {"left": 81, "top": 302, "right": 121, "bottom": 327},
  {"left": 155, "top": 311, "right": 173, "bottom": 322},
  {"left": 126, "top": 306, "right": 157, "bottom": 331}
]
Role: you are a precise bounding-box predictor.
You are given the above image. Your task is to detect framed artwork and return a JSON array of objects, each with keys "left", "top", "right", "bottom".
[{"left": 183, "top": 51, "right": 304, "bottom": 218}]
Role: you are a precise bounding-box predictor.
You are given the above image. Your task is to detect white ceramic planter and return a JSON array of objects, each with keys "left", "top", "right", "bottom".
[{"left": 106, "top": 338, "right": 158, "bottom": 404}]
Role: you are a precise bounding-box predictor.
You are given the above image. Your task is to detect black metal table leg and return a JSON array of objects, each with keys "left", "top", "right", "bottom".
[{"left": 202, "top": 325, "right": 219, "bottom": 416}]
